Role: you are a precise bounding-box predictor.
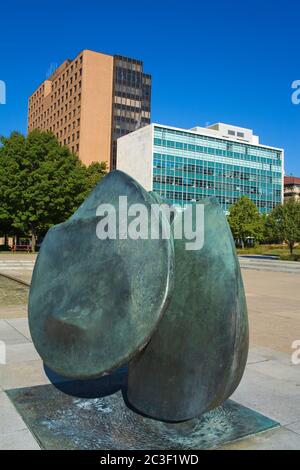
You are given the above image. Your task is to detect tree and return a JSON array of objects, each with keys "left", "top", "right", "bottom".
[
  {"left": 84, "top": 161, "right": 107, "bottom": 195},
  {"left": 0, "top": 132, "right": 26, "bottom": 245},
  {"left": 227, "top": 196, "right": 264, "bottom": 248},
  {"left": 0, "top": 130, "right": 106, "bottom": 251},
  {"left": 267, "top": 198, "right": 300, "bottom": 254}
]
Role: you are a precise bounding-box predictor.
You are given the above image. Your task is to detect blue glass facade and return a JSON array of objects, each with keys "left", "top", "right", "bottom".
[{"left": 152, "top": 126, "right": 283, "bottom": 214}]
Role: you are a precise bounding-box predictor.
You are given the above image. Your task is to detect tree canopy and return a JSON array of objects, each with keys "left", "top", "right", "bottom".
[
  {"left": 0, "top": 130, "right": 106, "bottom": 250},
  {"left": 266, "top": 198, "right": 300, "bottom": 254},
  {"left": 227, "top": 196, "right": 264, "bottom": 248}
]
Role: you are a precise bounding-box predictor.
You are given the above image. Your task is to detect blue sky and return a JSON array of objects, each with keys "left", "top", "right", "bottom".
[{"left": 0, "top": 0, "right": 299, "bottom": 174}]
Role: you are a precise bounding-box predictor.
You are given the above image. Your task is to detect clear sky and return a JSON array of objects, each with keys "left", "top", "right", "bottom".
[{"left": 0, "top": 0, "right": 299, "bottom": 175}]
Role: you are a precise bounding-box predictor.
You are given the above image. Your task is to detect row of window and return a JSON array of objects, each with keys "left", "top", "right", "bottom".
[
  {"left": 157, "top": 189, "right": 278, "bottom": 211},
  {"left": 29, "top": 54, "right": 83, "bottom": 109},
  {"left": 154, "top": 128, "right": 281, "bottom": 160},
  {"left": 154, "top": 138, "right": 280, "bottom": 166},
  {"left": 114, "top": 57, "right": 143, "bottom": 72},
  {"left": 114, "top": 102, "right": 150, "bottom": 114},
  {"left": 153, "top": 175, "right": 281, "bottom": 197},
  {"left": 29, "top": 105, "right": 81, "bottom": 129},
  {"left": 59, "top": 132, "right": 80, "bottom": 143},
  {"left": 61, "top": 140, "right": 79, "bottom": 154},
  {"left": 115, "top": 68, "right": 145, "bottom": 87},
  {"left": 153, "top": 162, "right": 279, "bottom": 184},
  {"left": 30, "top": 92, "right": 82, "bottom": 121},
  {"left": 51, "top": 55, "right": 83, "bottom": 89},
  {"left": 29, "top": 83, "right": 46, "bottom": 104}
]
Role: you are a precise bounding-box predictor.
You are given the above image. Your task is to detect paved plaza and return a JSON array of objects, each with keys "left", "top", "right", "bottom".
[{"left": 0, "top": 254, "right": 300, "bottom": 449}]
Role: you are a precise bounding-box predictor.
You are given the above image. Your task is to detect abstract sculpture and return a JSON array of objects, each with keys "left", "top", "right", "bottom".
[{"left": 29, "top": 170, "right": 248, "bottom": 423}]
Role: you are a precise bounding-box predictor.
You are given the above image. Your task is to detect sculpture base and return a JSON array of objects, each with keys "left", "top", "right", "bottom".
[{"left": 6, "top": 370, "right": 279, "bottom": 450}]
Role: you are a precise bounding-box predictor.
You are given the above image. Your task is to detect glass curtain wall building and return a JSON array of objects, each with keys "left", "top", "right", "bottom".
[
  {"left": 111, "top": 56, "right": 152, "bottom": 169},
  {"left": 117, "top": 123, "right": 284, "bottom": 214}
]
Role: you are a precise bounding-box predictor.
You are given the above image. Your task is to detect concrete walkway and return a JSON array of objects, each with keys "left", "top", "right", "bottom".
[
  {"left": 0, "top": 254, "right": 36, "bottom": 284},
  {"left": 0, "top": 257, "right": 300, "bottom": 449}
]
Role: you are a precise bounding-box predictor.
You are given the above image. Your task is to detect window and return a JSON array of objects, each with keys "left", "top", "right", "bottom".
[
  {"left": 237, "top": 132, "right": 244, "bottom": 138},
  {"left": 228, "top": 130, "right": 235, "bottom": 136}
]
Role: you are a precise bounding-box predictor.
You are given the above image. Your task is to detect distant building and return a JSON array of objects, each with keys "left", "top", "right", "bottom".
[
  {"left": 284, "top": 176, "right": 300, "bottom": 201},
  {"left": 117, "top": 122, "right": 284, "bottom": 214},
  {"left": 27, "top": 50, "right": 151, "bottom": 170}
]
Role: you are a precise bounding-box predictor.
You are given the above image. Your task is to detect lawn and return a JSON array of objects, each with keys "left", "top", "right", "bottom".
[{"left": 237, "top": 244, "right": 300, "bottom": 261}]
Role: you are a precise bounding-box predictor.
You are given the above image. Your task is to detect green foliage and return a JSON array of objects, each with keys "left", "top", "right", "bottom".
[
  {"left": 0, "top": 130, "right": 106, "bottom": 249},
  {"left": 227, "top": 196, "right": 264, "bottom": 248},
  {"left": 84, "top": 161, "right": 107, "bottom": 195},
  {"left": 266, "top": 198, "right": 300, "bottom": 254}
]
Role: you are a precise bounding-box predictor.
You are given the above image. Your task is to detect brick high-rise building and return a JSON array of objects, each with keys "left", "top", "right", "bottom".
[{"left": 27, "top": 49, "right": 151, "bottom": 170}]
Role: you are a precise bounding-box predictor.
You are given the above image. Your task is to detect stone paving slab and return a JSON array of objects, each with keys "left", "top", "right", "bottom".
[
  {"left": 0, "top": 429, "right": 40, "bottom": 450},
  {"left": 0, "top": 360, "right": 50, "bottom": 390},
  {"left": 5, "top": 343, "right": 40, "bottom": 364},
  {"left": 0, "top": 320, "right": 30, "bottom": 345},
  {"left": 5, "top": 318, "right": 31, "bottom": 341},
  {"left": 232, "top": 366, "right": 300, "bottom": 427},
  {"left": 0, "top": 391, "right": 28, "bottom": 436},
  {"left": 248, "top": 357, "right": 300, "bottom": 384},
  {"left": 219, "top": 426, "right": 300, "bottom": 450},
  {"left": 285, "top": 421, "right": 300, "bottom": 434}
]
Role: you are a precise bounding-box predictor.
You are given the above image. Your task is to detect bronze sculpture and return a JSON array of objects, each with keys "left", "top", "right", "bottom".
[{"left": 29, "top": 170, "right": 248, "bottom": 422}]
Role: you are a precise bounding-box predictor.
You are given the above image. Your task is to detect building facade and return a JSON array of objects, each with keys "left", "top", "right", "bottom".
[
  {"left": 284, "top": 176, "right": 300, "bottom": 201},
  {"left": 117, "top": 123, "right": 284, "bottom": 214},
  {"left": 27, "top": 50, "right": 151, "bottom": 170},
  {"left": 111, "top": 56, "right": 151, "bottom": 169}
]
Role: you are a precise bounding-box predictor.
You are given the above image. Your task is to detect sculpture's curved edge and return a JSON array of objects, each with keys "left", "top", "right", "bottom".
[
  {"left": 28, "top": 170, "right": 175, "bottom": 380},
  {"left": 127, "top": 197, "right": 249, "bottom": 422}
]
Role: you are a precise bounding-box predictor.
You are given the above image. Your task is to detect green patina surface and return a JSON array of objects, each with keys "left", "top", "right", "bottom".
[
  {"left": 6, "top": 372, "right": 278, "bottom": 450},
  {"left": 28, "top": 170, "right": 249, "bottom": 424},
  {"left": 29, "top": 171, "right": 173, "bottom": 379},
  {"left": 128, "top": 198, "right": 248, "bottom": 421}
]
